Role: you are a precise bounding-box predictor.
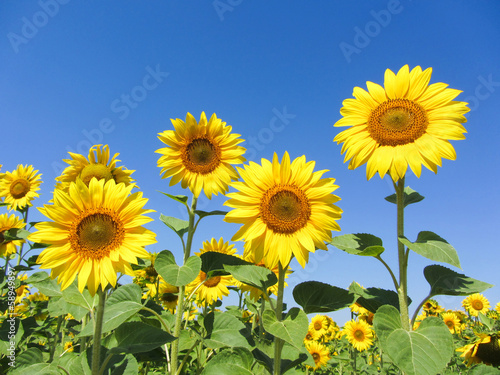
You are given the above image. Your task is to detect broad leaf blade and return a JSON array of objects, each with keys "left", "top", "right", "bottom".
[
  {"left": 224, "top": 264, "right": 277, "bottom": 294},
  {"left": 200, "top": 347, "right": 254, "bottom": 375},
  {"left": 159, "top": 192, "right": 189, "bottom": 206},
  {"left": 293, "top": 281, "right": 356, "bottom": 314},
  {"left": 195, "top": 210, "right": 228, "bottom": 219},
  {"left": 349, "top": 282, "right": 410, "bottom": 313},
  {"left": 399, "top": 231, "right": 461, "bottom": 268},
  {"left": 329, "top": 233, "right": 384, "bottom": 257},
  {"left": 424, "top": 265, "right": 493, "bottom": 297},
  {"left": 202, "top": 312, "right": 251, "bottom": 349},
  {"left": 159, "top": 214, "right": 189, "bottom": 239},
  {"left": 200, "top": 251, "right": 252, "bottom": 277},
  {"left": 262, "top": 307, "right": 309, "bottom": 349},
  {"left": 111, "top": 322, "right": 176, "bottom": 354},
  {"left": 155, "top": 250, "right": 201, "bottom": 286},
  {"left": 385, "top": 186, "right": 424, "bottom": 207}
]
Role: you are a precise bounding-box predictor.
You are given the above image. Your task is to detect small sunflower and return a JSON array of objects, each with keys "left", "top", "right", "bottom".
[
  {"left": 134, "top": 252, "right": 159, "bottom": 284},
  {"left": 305, "top": 341, "right": 331, "bottom": 370},
  {"left": 342, "top": 320, "right": 374, "bottom": 352},
  {"left": 63, "top": 341, "right": 74, "bottom": 353},
  {"left": 194, "top": 237, "right": 237, "bottom": 257},
  {"left": 334, "top": 65, "right": 469, "bottom": 181},
  {"left": 224, "top": 152, "right": 342, "bottom": 268},
  {"left": 29, "top": 178, "right": 156, "bottom": 296},
  {"left": 0, "top": 213, "right": 26, "bottom": 258},
  {"left": 0, "top": 165, "right": 42, "bottom": 210},
  {"left": 310, "top": 315, "right": 329, "bottom": 336},
  {"left": 422, "top": 299, "right": 444, "bottom": 316},
  {"left": 186, "top": 270, "right": 233, "bottom": 306},
  {"left": 495, "top": 302, "right": 500, "bottom": 314},
  {"left": 156, "top": 112, "right": 246, "bottom": 199},
  {"left": 156, "top": 280, "right": 180, "bottom": 312},
  {"left": 457, "top": 333, "right": 500, "bottom": 367},
  {"left": 304, "top": 328, "right": 322, "bottom": 344},
  {"left": 463, "top": 293, "right": 490, "bottom": 317},
  {"left": 350, "top": 302, "right": 371, "bottom": 316},
  {"left": 441, "top": 312, "right": 461, "bottom": 334},
  {"left": 56, "top": 144, "right": 135, "bottom": 191},
  {"left": 323, "top": 320, "right": 340, "bottom": 342}
]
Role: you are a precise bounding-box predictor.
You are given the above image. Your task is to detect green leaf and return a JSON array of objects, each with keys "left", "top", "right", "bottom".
[
  {"left": 159, "top": 214, "right": 189, "bottom": 239},
  {"left": 349, "top": 282, "right": 411, "bottom": 313},
  {"left": 27, "top": 273, "right": 62, "bottom": 297},
  {"left": 293, "top": 281, "right": 356, "bottom": 313},
  {"left": 224, "top": 264, "right": 277, "bottom": 294},
  {"left": 202, "top": 312, "right": 251, "bottom": 349},
  {"left": 3, "top": 228, "right": 31, "bottom": 241},
  {"left": 469, "top": 364, "right": 500, "bottom": 374},
  {"left": 62, "top": 282, "right": 97, "bottom": 311},
  {"left": 110, "top": 321, "right": 176, "bottom": 354},
  {"left": 374, "top": 305, "right": 454, "bottom": 375},
  {"left": 262, "top": 307, "right": 309, "bottom": 349},
  {"left": 48, "top": 297, "right": 88, "bottom": 320},
  {"left": 155, "top": 249, "right": 201, "bottom": 286},
  {"left": 252, "top": 341, "right": 311, "bottom": 374},
  {"left": 385, "top": 186, "right": 425, "bottom": 207},
  {"left": 200, "top": 347, "right": 254, "bottom": 375},
  {"left": 200, "top": 251, "right": 252, "bottom": 277},
  {"left": 478, "top": 312, "right": 496, "bottom": 331},
  {"left": 159, "top": 192, "right": 189, "bottom": 206},
  {"left": 329, "top": 233, "right": 385, "bottom": 256},
  {"left": 106, "top": 283, "right": 142, "bottom": 305},
  {"left": 195, "top": 209, "right": 229, "bottom": 219},
  {"left": 399, "top": 231, "right": 461, "bottom": 268},
  {"left": 10, "top": 347, "right": 43, "bottom": 368},
  {"left": 10, "top": 364, "right": 61, "bottom": 375},
  {"left": 424, "top": 265, "right": 493, "bottom": 297}
]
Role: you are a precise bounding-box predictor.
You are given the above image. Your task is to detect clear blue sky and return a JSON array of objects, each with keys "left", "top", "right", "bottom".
[{"left": 1, "top": 1, "right": 499, "bottom": 323}]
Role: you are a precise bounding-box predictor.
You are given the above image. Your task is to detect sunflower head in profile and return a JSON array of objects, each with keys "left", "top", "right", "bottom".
[
  {"left": 156, "top": 112, "right": 246, "bottom": 199},
  {"left": 224, "top": 152, "right": 342, "bottom": 269},
  {"left": 133, "top": 252, "right": 159, "bottom": 284},
  {"left": 29, "top": 178, "right": 156, "bottom": 296},
  {"left": 334, "top": 65, "right": 469, "bottom": 181},
  {"left": 342, "top": 319, "right": 374, "bottom": 352},
  {"left": 156, "top": 280, "right": 180, "bottom": 313},
  {"left": 56, "top": 144, "right": 135, "bottom": 191},
  {"left": 305, "top": 341, "right": 331, "bottom": 370},
  {"left": 0, "top": 213, "right": 26, "bottom": 258},
  {"left": 457, "top": 333, "right": 500, "bottom": 367},
  {"left": 0, "top": 165, "right": 42, "bottom": 211},
  {"left": 422, "top": 298, "right": 444, "bottom": 316},
  {"left": 462, "top": 293, "right": 490, "bottom": 317}
]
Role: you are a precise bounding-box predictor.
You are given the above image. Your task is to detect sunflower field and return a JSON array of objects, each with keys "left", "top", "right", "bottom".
[{"left": 1, "top": 65, "right": 499, "bottom": 375}]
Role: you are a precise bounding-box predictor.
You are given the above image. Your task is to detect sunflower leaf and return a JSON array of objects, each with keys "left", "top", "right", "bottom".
[
  {"left": 424, "top": 265, "right": 493, "bottom": 297},
  {"left": 26, "top": 272, "right": 62, "bottom": 297},
  {"left": 328, "top": 233, "right": 385, "bottom": 257},
  {"left": 293, "top": 281, "right": 356, "bottom": 313},
  {"left": 200, "top": 347, "right": 254, "bottom": 375},
  {"left": 224, "top": 264, "right": 277, "bottom": 294},
  {"left": 159, "top": 192, "right": 189, "bottom": 207},
  {"left": 200, "top": 252, "right": 252, "bottom": 277},
  {"left": 3, "top": 228, "right": 30, "bottom": 241},
  {"left": 399, "top": 231, "right": 461, "bottom": 268},
  {"left": 201, "top": 312, "right": 252, "bottom": 349},
  {"left": 262, "top": 308, "right": 309, "bottom": 350},
  {"left": 195, "top": 210, "right": 229, "bottom": 219},
  {"left": 155, "top": 250, "right": 201, "bottom": 287},
  {"left": 349, "top": 282, "right": 411, "bottom": 313},
  {"left": 110, "top": 321, "right": 176, "bottom": 354},
  {"left": 159, "top": 214, "right": 189, "bottom": 239},
  {"left": 384, "top": 186, "right": 425, "bottom": 207}
]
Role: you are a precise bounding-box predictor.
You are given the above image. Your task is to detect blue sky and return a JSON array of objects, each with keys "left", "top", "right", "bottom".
[{"left": 1, "top": 1, "right": 499, "bottom": 323}]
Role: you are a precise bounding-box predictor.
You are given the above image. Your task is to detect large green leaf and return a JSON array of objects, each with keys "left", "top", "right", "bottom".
[
  {"left": 110, "top": 321, "right": 176, "bottom": 354},
  {"left": 399, "top": 231, "right": 461, "bottom": 268},
  {"left": 62, "top": 282, "right": 97, "bottom": 311},
  {"left": 159, "top": 192, "right": 189, "bottom": 207},
  {"left": 10, "top": 347, "right": 43, "bottom": 368},
  {"left": 424, "top": 265, "right": 493, "bottom": 297},
  {"left": 159, "top": 214, "right": 189, "bottom": 239},
  {"left": 262, "top": 307, "right": 309, "bottom": 349},
  {"left": 224, "top": 264, "right": 277, "bottom": 294},
  {"left": 106, "top": 283, "right": 142, "bottom": 305},
  {"left": 329, "top": 233, "right": 385, "bottom": 256},
  {"left": 26, "top": 272, "right": 62, "bottom": 297},
  {"left": 469, "top": 364, "right": 500, "bottom": 374},
  {"left": 48, "top": 297, "right": 88, "bottom": 321},
  {"left": 252, "top": 341, "right": 311, "bottom": 374},
  {"left": 293, "top": 281, "right": 356, "bottom": 313},
  {"left": 200, "top": 251, "right": 252, "bottom": 277},
  {"left": 202, "top": 312, "right": 251, "bottom": 349},
  {"left": 200, "top": 347, "right": 254, "bottom": 375},
  {"left": 385, "top": 186, "right": 425, "bottom": 207},
  {"left": 10, "top": 364, "right": 61, "bottom": 375},
  {"left": 349, "top": 282, "right": 410, "bottom": 313},
  {"left": 155, "top": 249, "right": 201, "bottom": 286}
]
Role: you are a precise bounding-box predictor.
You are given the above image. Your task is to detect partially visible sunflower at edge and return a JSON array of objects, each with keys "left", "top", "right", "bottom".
[
  {"left": 0, "top": 213, "right": 26, "bottom": 258},
  {"left": 224, "top": 152, "right": 342, "bottom": 269},
  {"left": 456, "top": 333, "right": 500, "bottom": 367},
  {"left": 55, "top": 144, "right": 135, "bottom": 191},
  {"left": 333, "top": 65, "right": 469, "bottom": 181},
  {"left": 29, "top": 178, "right": 156, "bottom": 296},
  {"left": 0, "top": 165, "right": 42, "bottom": 211},
  {"left": 156, "top": 112, "right": 246, "bottom": 199}
]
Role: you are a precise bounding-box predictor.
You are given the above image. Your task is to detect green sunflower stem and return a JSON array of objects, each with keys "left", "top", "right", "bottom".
[
  {"left": 395, "top": 178, "right": 410, "bottom": 331},
  {"left": 273, "top": 262, "right": 287, "bottom": 375},
  {"left": 92, "top": 288, "right": 106, "bottom": 375},
  {"left": 170, "top": 196, "right": 198, "bottom": 375}
]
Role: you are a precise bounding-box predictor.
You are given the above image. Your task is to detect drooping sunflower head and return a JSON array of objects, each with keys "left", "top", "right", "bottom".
[
  {"left": 305, "top": 341, "right": 331, "bottom": 370},
  {"left": 194, "top": 237, "right": 237, "bottom": 257},
  {"left": 462, "top": 293, "right": 490, "bottom": 317},
  {"left": 29, "top": 178, "right": 156, "bottom": 296},
  {"left": 0, "top": 213, "right": 26, "bottom": 258},
  {"left": 0, "top": 165, "right": 42, "bottom": 211},
  {"left": 156, "top": 112, "right": 246, "bottom": 199},
  {"left": 422, "top": 298, "right": 444, "bottom": 316},
  {"left": 342, "top": 319, "right": 374, "bottom": 352},
  {"left": 225, "top": 152, "right": 342, "bottom": 269},
  {"left": 133, "top": 252, "right": 159, "bottom": 284},
  {"left": 457, "top": 333, "right": 500, "bottom": 367},
  {"left": 334, "top": 65, "right": 469, "bottom": 181},
  {"left": 55, "top": 144, "right": 135, "bottom": 191},
  {"left": 156, "top": 280, "right": 180, "bottom": 312}
]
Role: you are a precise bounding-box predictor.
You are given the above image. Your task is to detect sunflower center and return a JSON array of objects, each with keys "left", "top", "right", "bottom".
[
  {"left": 199, "top": 271, "right": 221, "bottom": 288},
  {"left": 161, "top": 293, "right": 178, "bottom": 303},
  {"left": 10, "top": 179, "right": 31, "bottom": 199},
  {"left": 0, "top": 231, "right": 5, "bottom": 244},
  {"left": 446, "top": 320, "right": 454, "bottom": 328},
  {"left": 472, "top": 300, "right": 484, "bottom": 310},
  {"left": 354, "top": 329, "right": 365, "bottom": 341},
  {"left": 367, "top": 99, "right": 428, "bottom": 146},
  {"left": 80, "top": 164, "right": 114, "bottom": 186},
  {"left": 314, "top": 322, "right": 322, "bottom": 331},
  {"left": 71, "top": 211, "right": 124, "bottom": 260},
  {"left": 312, "top": 353, "right": 320, "bottom": 362},
  {"left": 261, "top": 185, "right": 311, "bottom": 234},
  {"left": 183, "top": 137, "right": 221, "bottom": 174},
  {"left": 145, "top": 265, "right": 158, "bottom": 280}
]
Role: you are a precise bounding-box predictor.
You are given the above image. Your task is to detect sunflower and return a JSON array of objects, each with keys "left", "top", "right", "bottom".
[
  {"left": 0, "top": 165, "right": 42, "bottom": 211},
  {"left": 56, "top": 145, "right": 135, "bottom": 192},
  {"left": 496, "top": 302, "right": 500, "bottom": 314},
  {"left": 63, "top": 341, "right": 75, "bottom": 353},
  {"left": 457, "top": 333, "right": 500, "bottom": 367},
  {"left": 310, "top": 315, "right": 329, "bottom": 336},
  {"left": 156, "top": 112, "right": 246, "bottom": 199},
  {"left": 194, "top": 237, "right": 237, "bottom": 256},
  {"left": 323, "top": 320, "right": 340, "bottom": 342},
  {"left": 186, "top": 270, "right": 233, "bottom": 306},
  {"left": 29, "top": 178, "right": 156, "bottom": 296},
  {"left": 333, "top": 65, "right": 469, "bottom": 181},
  {"left": 156, "top": 280, "right": 180, "bottom": 312},
  {"left": 342, "top": 320, "right": 374, "bottom": 352},
  {"left": 305, "top": 341, "right": 331, "bottom": 370},
  {"left": 422, "top": 299, "right": 444, "bottom": 316},
  {"left": 304, "top": 328, "right": 322, "bottom": 344},
  {"left": 134, "top": 252, "right": 159, "bottom": 284},
  {"left": 224, "top": 152, "right": 342, "bottom": 268},
  {"left": 350, "top": 302, "right": 371, "bottom": 316},
  {"left": 462, "top": 293, "right": 490, "bottom": 317},
  {"left": 441, "top": 312, "right": 461, "bottom": 334},
  {"left": 0, "top": 213, "right": 26, "bottom": 257}
]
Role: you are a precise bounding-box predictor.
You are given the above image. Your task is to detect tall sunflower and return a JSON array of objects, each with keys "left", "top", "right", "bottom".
[
  {"left": 305, "top": 341, "right": 331, "bottom": 370},
  {"left": 0, "top": 213, "right": 26, "bottom": 257},
  {"left": 333, "top": 65, "right": 469, "bottom": 181},
  {"left": 156, "top": 112, "right": 246, "bottom": 199},
  {"left": 342, "top": 320, "right": 374, "bottom": 352},
  {"left": 224, "top": 152, "right": 342, "bottom": 268},
  {"left": 29, "top": 178, "right": 156, "bottom": 296},
  {"left": 0, "top": 165, "right": 42, "bottom": 211},
  {"left": 462, "top": 293, "right": 490, "bottom": 317},
  {"left": 56, "top": 144, "right": 135, "bottom": 191}
]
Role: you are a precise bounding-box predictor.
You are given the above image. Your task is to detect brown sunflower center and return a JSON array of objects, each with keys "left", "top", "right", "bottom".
[
  {"left": 312, "top": 353, "right": 320, "bottom": 362},
  {"left": 161, "top": 293, "right": 178, "bottom": 303},
  {"left": 260, "top": 185, "right": 311, "bottom": 234},
  {"left": 145, "top": 265, "right": 158, "bottom": 280},
  {"left": 314, "top": 322, "right": 322, "bottom": 331},
  {"left": 446, "top": 320, "right": 454, "bottom": 328},
  {"left": 199, "top": 271, "right": 221, "bottom": 288},
  {"left": 367, "top": 99, "right": 428, "bottom": 146},
  {"left": 354, "top": 329, "right": 365, "bottom": 341},
  {"left": 0, "top": 231, "right": 5, "bottom": 243},
  {"left": 183, "top": 137, "right": 221, "bottom": 174},
  {"left": 10, "top": 179, "right": 31, "bottom": 199},
  {"left": 80, "top": 164, "right": 114, "bottom": 186},
  {"left": 472, "top": 300, "right": 484, "bottom": 310},
  {"left": 71, "top": 211, "right": 124, "bottom": 260}
]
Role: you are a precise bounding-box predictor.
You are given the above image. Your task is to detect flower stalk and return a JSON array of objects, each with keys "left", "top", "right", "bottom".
[
  {"left": 92, "top": 288, "right": 106, "bottom": 375},
  {"left": 273, "top": 263, "right": 287, "bottom": 375},
  {"left": 395, "top": 178, "right": 410, "bottom": 331}
]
